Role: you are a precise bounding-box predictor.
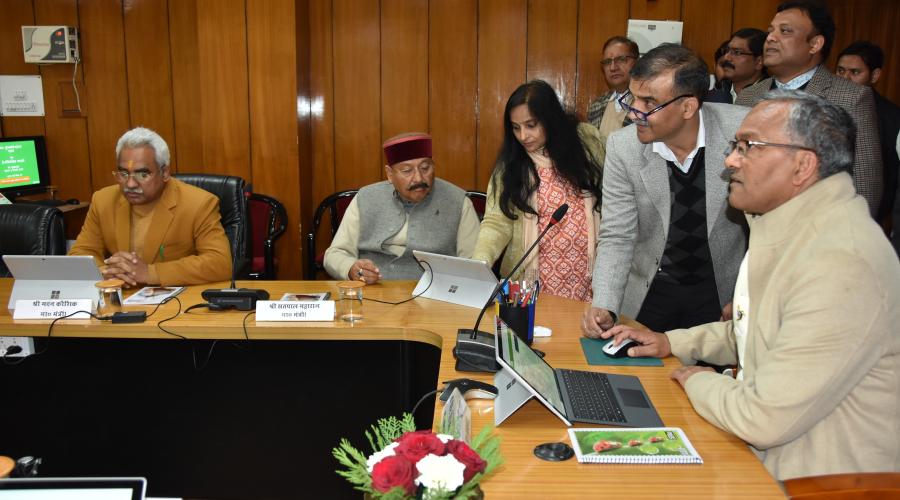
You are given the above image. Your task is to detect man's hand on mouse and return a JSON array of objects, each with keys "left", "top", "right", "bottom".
[{"left": 599, "top": 325, "right": 672, "bottom": 359}]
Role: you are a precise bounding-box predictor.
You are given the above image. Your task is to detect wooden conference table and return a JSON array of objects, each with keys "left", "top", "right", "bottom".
[{"left": 0, "top": 279, "right": 784, "bottom": 498}]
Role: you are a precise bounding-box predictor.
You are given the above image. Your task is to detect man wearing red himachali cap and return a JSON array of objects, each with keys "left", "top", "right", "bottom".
[{"left": 324, "top": 132, "right": 481, "bottom": 284}]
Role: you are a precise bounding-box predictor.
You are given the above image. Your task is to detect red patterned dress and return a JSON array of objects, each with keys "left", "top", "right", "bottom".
[{"left": 536, "top": 164, "right": 592, "bottom": 301}]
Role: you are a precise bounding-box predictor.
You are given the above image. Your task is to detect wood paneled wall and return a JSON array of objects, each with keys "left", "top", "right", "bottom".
[
  {"left": 0, "top": 0, "right": 302, "bottom": 279},
  {"left": 2, "top": 0, "right": 898, "bottom": 278},
  {"left": 304, "top": 0, "right": 790, "bottom": 266}
]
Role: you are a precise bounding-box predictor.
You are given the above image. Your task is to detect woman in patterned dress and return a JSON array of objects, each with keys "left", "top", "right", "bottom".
[{"left": 472, "top": 80, "right": 605, "bottom": 302}]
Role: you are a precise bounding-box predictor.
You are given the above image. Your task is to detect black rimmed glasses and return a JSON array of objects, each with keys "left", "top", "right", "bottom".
[
  {"left": 617, "top": 90, "right": 694, "bottom": 126},
  {"left": 601, "top": 55, "right": 636, "bottom": 67},
  {"left": 726, "top": 139, "right": 816, "bottom": 158},
  {"left": 112, "top": 170, "right": 155, "bottom": 183},
  {"left": 725, "top": 47, "right": 757, "bottom": 57}
]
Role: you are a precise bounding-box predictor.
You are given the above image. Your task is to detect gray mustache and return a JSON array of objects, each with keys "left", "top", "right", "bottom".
[{"left": 123, "top": 187, "right": 143, "bottom": 194}]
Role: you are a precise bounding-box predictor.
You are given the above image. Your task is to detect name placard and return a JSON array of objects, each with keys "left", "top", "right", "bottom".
[
  {"left": 13, "top": 299, "right": 94, "bottom": 320},
  {"left": 255, "top": 300, "right": 335, "bottom": 321}
]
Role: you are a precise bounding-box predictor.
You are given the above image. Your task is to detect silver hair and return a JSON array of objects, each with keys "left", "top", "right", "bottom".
[
  {"left": 760, "top": 89, "right": 856, "bottom": 178},
  {"left": 115, "top": 127, "right": 170, "bottom": 169}
]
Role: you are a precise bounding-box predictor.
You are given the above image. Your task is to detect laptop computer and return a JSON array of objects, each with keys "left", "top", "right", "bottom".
[
  {"left": 0, "top": 477, "right": 146, "bottom": 500},
  {"left": 4, "top": 255, "right": 101, "bottom": 311},
  {"left": 493, "top": 318, "right": 663, "bottom": 427},
  {"left": 411, "top": 250, "right": 497, "bottom": 309}
]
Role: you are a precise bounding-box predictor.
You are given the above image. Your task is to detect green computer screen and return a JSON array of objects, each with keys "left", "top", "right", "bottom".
[{"left": 0, "top": 139, "right": 41, "bottom": 189}]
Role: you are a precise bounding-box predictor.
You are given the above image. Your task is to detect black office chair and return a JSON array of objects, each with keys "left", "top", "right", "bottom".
[
  {"left": 247, "top": 192, "right": 287, "bottom": 279},
  {"left": 306, "top": 189, "right": 358, "bottom": 279},
  {"left": 0, "top": 204, "right": 66, "bottom": 277},
  {"left": 173, "top": 173, "right": 251, "bottom": 278}
]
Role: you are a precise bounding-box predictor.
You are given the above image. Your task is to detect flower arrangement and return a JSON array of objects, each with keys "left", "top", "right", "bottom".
[{"left": 333, "top": 413, "right": 502, "bottom": 499}]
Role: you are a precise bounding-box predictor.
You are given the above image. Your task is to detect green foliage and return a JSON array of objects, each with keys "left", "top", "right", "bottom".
[
  {"left": 332, "top": 438, "right": 372, "bottom": 492},
  {"left": 471, "top": 425, "right": 503, "bottom": 477},
  {"left": 365, "top": 413, "right": 418, "bottom": 453}
]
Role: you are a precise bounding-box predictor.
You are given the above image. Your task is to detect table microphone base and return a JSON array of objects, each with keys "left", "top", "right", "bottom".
[{"left": 454, "top": 329, "right": 501, "bottom": 373}]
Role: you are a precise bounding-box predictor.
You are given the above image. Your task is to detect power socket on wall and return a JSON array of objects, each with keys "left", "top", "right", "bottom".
[{"left": 0, "top": 336, "right": 35, "bottom": 357}]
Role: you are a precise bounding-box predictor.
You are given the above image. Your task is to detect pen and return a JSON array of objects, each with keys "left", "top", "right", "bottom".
[{"left": 158, "top": 244, "right": 165, "bottom": 262}]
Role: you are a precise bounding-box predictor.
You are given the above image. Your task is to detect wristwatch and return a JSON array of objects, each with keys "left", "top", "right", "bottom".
[{"left": 609, "top": 310, "right": 618, "bottom": 325}]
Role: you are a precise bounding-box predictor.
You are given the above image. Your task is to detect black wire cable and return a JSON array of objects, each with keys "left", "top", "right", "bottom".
[
  {"left": 363, "top": 260, "right": 435, "bottom": 305},
  {"left": 241, "top": 311, "right": 254, "bottom": 341},
  {"left": 145, "top": 295, "right": 179, "bottom": 319},
  {"left": 410, "top": 388, "right": 442, "bottom": 418},
  {"left": 192, "top": 340, "right": 220, "bottom": 371},
  {"left": 155, "top": 296, "right": 187, "bottom": 340},
  {"left": 3, "top": 310, "right": 109, "bottom": 365}
]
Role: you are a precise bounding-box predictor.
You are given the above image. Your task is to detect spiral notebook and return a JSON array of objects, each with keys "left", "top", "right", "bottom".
[{"left": 567, "top": 427, "right": 703, "bottom": 464}]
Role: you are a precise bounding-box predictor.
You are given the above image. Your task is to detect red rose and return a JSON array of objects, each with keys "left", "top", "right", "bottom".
[
  {"left": 394, "top": 431, "right": 447, "bottom": 463},
  {"left": 371, "top": 455, "right": 415, "bottom": 495},
  {"left": 446, "top": 440, "right": 487, "bottom": 483}
]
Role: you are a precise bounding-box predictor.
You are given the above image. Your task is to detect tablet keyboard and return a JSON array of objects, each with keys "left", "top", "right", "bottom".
[{"left": 558, "top": 369, "right": 626, "bottom": 423}]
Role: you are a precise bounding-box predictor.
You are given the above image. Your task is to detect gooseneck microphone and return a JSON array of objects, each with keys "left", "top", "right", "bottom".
[
  {"left": 201, "top": 258, "right": 269, "bottom": 311},
  {"left": 454, "top": 203, "right": 569, "bottom": 372}
]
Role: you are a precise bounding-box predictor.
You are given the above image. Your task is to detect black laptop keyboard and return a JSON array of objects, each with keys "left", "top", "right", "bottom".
[{"left": 558, "top": 369, "right": 626, "bottom": 423}]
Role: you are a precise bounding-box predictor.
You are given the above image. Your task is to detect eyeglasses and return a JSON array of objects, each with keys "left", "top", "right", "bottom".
[
  {"left": 601, "top": 55, "right": 636, "bottom": 67},
  {"left": 112, "top": 170, "right": 155, "bottom": 183},
  {"left": 617, "top": 90, "right": 694, "bottom": 126},
  {"left": 724, "top": 47, "right": 757, "bottom": 57},
  {"left": 390, "top": 163, "right": 434, "bottom": 178},
  {"left": 726, "top": 139, "right": 816, "bottom": 158}
]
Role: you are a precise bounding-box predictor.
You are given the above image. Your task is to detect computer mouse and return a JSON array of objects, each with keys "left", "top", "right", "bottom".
[
  {"left": 65, "top": 198, "right": 80, "bottom": 205},
  {"left": 602, "top": 338, "right": 639, "bottom": 358},
  {"left": 439, "top": 378, "right": 498, "bottom": 402}
]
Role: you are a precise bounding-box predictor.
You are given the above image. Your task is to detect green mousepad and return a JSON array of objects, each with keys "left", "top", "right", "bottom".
[{"left": 579, "top": 337, "right": 664, "bottom": 366}]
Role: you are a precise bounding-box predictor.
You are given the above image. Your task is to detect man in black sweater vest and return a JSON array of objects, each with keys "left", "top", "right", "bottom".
[{"left": 583, "top": 44, "right": 749, "bottom": 337}]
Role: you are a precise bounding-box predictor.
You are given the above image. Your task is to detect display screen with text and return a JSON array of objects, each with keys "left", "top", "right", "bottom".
[{"left": 0, "top": 139, "right": 41, "bottom": 189}]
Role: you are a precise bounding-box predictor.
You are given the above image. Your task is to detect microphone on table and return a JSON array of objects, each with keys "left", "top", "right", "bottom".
[
  {"left": 201, "top": 257, "right": 269, "bottom": 311},
  {"left": 453, "top": 203, "right": 569, "bottom": 372}
]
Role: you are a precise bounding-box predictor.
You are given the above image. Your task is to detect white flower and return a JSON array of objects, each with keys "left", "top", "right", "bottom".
[
  {"left": 366, "top": 442, "right": 399, "bottom": 473},
  {"left": 436, "top": 434, "right": 454, "bottom": 444},
  {"left": 414, "top": 453, "right": 466, "bottom": 492}
]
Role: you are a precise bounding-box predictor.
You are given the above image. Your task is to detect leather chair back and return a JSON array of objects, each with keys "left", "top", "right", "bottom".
[
  {"left": 173, "top": 174, "right": 250, "bottom": 276},
  {"left": 0, "top": 204, "right": 66, "bottom": 277},
  {"left": 247, "top": 192, "right": 287, "bottom": 279},
  {"left": 306, "top": 189, "right": 358, "bottom": 279}
]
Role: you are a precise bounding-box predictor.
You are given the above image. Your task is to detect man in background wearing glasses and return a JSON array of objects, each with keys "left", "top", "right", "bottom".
[
  {"left": 586, "top": 36, "right": 639, "bottom": 140},
  {"left": 69, "top": 127, "right": 231, "bottom": 286},
  {"left": 582, "top": 44, "right": 749, "bottom": 340},
  {"left": 707, "top": 28, "right": 767, "bottom": 104},
  {"left": 324, "top": 132, "right": 480, "bottom": 284},
  {"left": 594, "top": 90, "right": 900, "bottom": 482}
]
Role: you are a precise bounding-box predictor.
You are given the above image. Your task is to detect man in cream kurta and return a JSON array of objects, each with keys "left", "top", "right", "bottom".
[
  {"left": 598, "top": 91, "right": 900, "bottom": 481},
  {"left": 323, "top": 133, "right": 480, "bottom": 284}
]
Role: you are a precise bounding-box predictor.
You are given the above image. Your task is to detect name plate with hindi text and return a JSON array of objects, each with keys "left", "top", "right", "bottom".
[
  {"left": 255, "top": 300, "right": 335, "bottom": 321},
  {"left": 13, "top": 299, "right": 94, "bottom": 320}
]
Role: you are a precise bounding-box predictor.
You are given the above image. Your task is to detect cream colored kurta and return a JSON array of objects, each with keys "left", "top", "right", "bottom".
[{"left": 665, "top": 173, "right": 900, "bottom": 481}]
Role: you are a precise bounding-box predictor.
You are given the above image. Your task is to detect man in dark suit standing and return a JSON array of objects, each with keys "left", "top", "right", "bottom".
[
  {"left": 836, "top": 41, "right": 900, "bottom": 234},
  {"left": 735, "top": 1, "right": 883, "bottom": 216}
]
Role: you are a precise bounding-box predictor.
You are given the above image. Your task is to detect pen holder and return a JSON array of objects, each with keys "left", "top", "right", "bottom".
[{"left": 498, "top": 302, "right": 536, "bottom": 345}]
